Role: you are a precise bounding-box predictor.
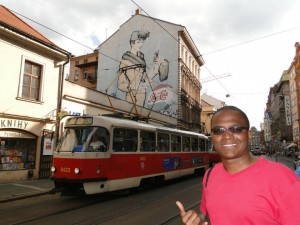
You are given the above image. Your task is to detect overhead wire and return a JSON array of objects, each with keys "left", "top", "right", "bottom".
[
  {"left": 8, "top": 8, "right": 119, "bottom": 64},
  {"left": 8, "top": 3, "right": 300, "bottom": 105}
]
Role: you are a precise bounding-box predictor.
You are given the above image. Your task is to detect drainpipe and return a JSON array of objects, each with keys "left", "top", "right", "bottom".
[{"left": 55, "top": 54, "right": 71, "bottom": 146}]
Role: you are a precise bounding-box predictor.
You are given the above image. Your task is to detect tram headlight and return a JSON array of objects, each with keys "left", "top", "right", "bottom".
[
  {"left": 74, "top": 167, "right": 80, "bottom": 174},
  {"left": 51, "top": 166, "right": 56, "bottom": 173},
  {"left": 96, "top": 164, "right": 100, "bottom": 174}
]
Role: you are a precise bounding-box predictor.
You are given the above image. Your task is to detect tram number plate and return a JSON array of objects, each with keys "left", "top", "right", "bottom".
[{"left": 61, "top": 167, "right": 71, "bottom": 173}]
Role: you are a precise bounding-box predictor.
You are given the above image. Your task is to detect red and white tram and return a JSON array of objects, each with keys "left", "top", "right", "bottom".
[{"left": 51, "top": 115, "right": 220, "bottom": 195}]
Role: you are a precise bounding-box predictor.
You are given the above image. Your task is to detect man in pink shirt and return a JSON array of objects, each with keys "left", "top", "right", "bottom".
[{"left": 177, "top": 106, "right": 300, "bottom": 225}]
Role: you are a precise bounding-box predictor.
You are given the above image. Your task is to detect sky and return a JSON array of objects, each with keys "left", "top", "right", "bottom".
[{"left": 2, "top": 0, "right": 300, "bottom": 130}]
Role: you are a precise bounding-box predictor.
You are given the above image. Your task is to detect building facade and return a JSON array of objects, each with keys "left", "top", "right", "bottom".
[
  {"left": 265, "top": 70, "right": 293, "bottom": 154},
  {"left": 249, "top": 127, "right": 261, "bottom": 150},
  {"left": 289, "top": 42, "right": 300, "bottom": 150},
  {"left": 68, "top": 49, "right": 98, "bottom": 89},
  {"left": 0, "top": 5, "right": 69, "bottom": 182},
  {"left": 95, "top": 10, "right": 205, "bottom": 131},
  {"left": 200, "top": 93, "right": 226, "bottom": 135}
]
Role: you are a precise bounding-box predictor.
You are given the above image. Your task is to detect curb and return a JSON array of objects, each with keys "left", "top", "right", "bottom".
[{"left": 0, "top": 190, "right": 51, "bottom": 203}]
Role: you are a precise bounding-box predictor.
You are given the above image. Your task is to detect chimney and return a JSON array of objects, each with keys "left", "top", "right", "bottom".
[{"left": 135, "top": 8, "right": 142, "bottom": 15}]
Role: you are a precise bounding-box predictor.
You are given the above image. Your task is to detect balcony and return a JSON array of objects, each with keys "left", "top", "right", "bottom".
[
  {"left": 87, "top": 73, "right": 97, "bottom": 83},
  {"left": 75, "top": 60, "right": 98, "bottom": 68}
]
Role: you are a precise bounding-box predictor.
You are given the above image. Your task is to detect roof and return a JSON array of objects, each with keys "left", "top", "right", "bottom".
[
  {"left": 101, "top": 11, "right": 204, "bottom": 65},
  {"left": 201, "top": 93, "right": 226, "bottom": 110},
  {"left": 0, "top": 5, "right": 70, "bottom": 56},
  {"left": 0, "top": 5, "right": 56, "bottom": 46}
]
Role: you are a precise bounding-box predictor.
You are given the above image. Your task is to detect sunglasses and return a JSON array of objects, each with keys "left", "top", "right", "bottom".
[{"left": 211, "top": 126, "right": 248, "bottom": 135}]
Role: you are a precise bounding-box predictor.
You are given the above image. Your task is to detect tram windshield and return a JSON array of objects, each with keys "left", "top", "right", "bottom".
[{"left": 57, "top": 127, "right": 109, "bottom": 152}]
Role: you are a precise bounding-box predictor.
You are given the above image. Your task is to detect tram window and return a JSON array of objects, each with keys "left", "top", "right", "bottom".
[
  {"left": 157, "top": 133, "right": 169, "bottom": 152},
  {"left": 171, "top": 135, "right": 181, "bottom": 152},
  {"left": 182, "top": 136, "right": 190, "bottom": 152},
  {"left": 88, "top": 127, "right": 109, "bottom": 152},
  {"left": 140, "top": 131, "right": 156, "bottom": 152},
  {"left": 113, "top": 128, "right": 137, "bottom": 152},
  {"left": 199, "top": 139, "right": 206, "bottom": 152},
  {"left": 59, "top": 127, "right": 93, "bottom": 152},
  {"left": 191, "top": 137, "right": 199, "bottom": 152}
]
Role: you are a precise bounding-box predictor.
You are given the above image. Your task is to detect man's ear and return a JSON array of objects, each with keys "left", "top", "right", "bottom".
[{"left": 248, "top": 130, "right": 252, "bottom": 140}]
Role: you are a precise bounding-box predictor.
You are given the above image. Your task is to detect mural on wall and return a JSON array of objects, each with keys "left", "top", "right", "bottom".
[
  {"left": 98, "top": 21, "right": 178, "bottom": 118},
  {"left": 117, "top": 29, "right": 172, "bottom": 112}
]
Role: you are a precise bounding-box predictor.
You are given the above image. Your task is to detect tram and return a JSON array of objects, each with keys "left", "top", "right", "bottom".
[{"left": 51, "top": 114, "right": 220, "bottom": 195}]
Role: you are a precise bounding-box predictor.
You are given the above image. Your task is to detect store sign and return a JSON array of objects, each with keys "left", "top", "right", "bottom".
[
  {"left": 0, "top": 131, "right": 34, "bottom": 138},
  {"left": 0, "top": 119, "right": 29, "bottom": 129},
  {"left": 284, "top": 96, "right": 291, "bottom": 126}
]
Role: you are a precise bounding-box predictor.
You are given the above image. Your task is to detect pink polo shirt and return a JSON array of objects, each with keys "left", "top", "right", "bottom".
[{"left": 200, "top": 157, "right": 300, "bottom": 225}]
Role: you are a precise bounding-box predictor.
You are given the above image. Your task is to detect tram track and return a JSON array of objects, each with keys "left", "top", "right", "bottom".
[
  {"left": 158, "top": 202, "right": 200, "bottom": 225},
  {"left": 13, "top": 178, "right": 202, "bottom": 225}
]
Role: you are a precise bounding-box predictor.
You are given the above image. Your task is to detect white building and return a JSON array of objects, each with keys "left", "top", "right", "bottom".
[{"left": 0, "top": 5, "right": 69, "bottom": 182}]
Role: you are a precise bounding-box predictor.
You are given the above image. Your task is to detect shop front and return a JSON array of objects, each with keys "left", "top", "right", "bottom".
[{"left": 0, "top": 117, "right": 54, "bottom": 183}]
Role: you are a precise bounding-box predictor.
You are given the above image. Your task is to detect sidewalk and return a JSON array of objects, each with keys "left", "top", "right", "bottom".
[
  {"left": 263, "top": 154, "right": 295, "bottom": 170},
  {"left": 0, "top": 178, "right": 54, "bottom": 203}
]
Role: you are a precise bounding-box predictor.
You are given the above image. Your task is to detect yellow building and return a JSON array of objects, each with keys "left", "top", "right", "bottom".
[{"left": 290, "top": 42, "right": 300, "bottom": 150}]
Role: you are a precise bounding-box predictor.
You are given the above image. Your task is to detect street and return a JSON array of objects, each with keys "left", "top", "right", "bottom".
[{"left": 0, "top": 156, "right": 296, "bottom": 225}]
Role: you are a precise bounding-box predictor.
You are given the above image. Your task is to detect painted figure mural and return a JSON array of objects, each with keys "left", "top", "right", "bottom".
[
  {"left": 117, "top": 30, "right": 169, "bottom": 108},
  {"left": 98, "top": 24, "right": 178, "bottom": 118}
]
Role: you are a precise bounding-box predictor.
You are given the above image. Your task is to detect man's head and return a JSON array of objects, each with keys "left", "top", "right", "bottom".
[
  {"left": 211, "top": 106, "right": 250, "bottom": 128},
  {"left": 210, "top": 106, "right": 251, "bottom": 160}
]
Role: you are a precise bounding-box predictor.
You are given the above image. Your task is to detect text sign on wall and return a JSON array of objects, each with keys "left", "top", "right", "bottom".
[{"left": 285, "top": 96, "right": 292, "bottom": 126}]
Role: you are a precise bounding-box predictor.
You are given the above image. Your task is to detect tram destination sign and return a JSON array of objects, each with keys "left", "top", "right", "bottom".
[{"left": 66, "top": 117, "right": 93, "bottom": 126}]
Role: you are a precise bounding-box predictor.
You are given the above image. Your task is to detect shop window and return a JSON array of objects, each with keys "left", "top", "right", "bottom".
[
  {"left": 0, "top": 137, "right": 36, "bottom": 171},
  {"left": 19, "top": 60, "right": 43, "bottom": 102}
]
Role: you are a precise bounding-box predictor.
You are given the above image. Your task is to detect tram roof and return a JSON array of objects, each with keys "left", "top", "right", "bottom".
[{"left": 65, "top": 115, "right": 208, "bottom": 139}]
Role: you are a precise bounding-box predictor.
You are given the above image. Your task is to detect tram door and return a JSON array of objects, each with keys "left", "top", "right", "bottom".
[{"left": 39, "top": 129, "right": 54, "bottom": 179}]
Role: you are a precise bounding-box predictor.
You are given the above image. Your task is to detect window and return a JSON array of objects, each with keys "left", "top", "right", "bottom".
[
  {"left": 74, "top": 70, "right": 79, "bottom": 81},
  {"left": 83, "top": 68, "right": 88, "bottom": 79},
  {"left": 171, "top": 135, "right": 181, "bottom": 152},
  {"left": 140, "top": 131, "right": 156, "bottom": 152},
  {"left": 88, "top": 127, "right": 109, "bottom": 152},
  {"left": 191, "top": 137, "right": 198, "bottom": 151},
  {"left": 182, "top": 136, "right": 190, "bottom": 151},
  {"left": 22, "top": 61, "right": 42, "bottom": 101},
  {"left": 0, "top": 136, "right": 37, "bottom": 170},
  {"left": 113, "top": 128, "right": 137, "bottom": 152},
  {"left": 157, "top": 133, "right": 169, "bottom": 152},
  {"left": 199, "top": 139, "right": 207, "bottom": 152}
]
